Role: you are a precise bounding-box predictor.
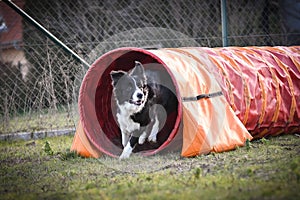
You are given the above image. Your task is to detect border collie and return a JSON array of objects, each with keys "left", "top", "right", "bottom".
[{"left": 110, "top": 61, "right": 177, "bottom": 159}]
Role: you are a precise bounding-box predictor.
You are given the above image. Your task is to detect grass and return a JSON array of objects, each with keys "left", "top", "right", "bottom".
[
  {"left": 0, "top": 108, "right": 79, "bottom": 134},
  {"left": 0, "top": 134, "right": 299, "bottom": 200}
]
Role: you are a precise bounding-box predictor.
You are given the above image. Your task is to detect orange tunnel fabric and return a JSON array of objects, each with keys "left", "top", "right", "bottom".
[{"left": 71, "top": 46, "right": 300, "bottom": 158}]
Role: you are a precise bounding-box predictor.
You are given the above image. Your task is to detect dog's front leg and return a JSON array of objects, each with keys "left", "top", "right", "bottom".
[
  {"left": 148, "top": 115, "right": 159, "bottom": 143},
  {"left": 138, "top": 131, "right": 147, "bottom": 144},
  {"left": 119, "top": 136, "right": 138, "bottom": 160},
  {"left": 121, "top": 132, "right": 130, "bottom": 147}
]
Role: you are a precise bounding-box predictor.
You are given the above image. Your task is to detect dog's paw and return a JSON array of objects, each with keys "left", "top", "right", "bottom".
[
  {"left": 148, "top": 134, "right": 157, "bottom": 143},
  {"left": 138, "top": 136, "right": 146, "bottom": 145},
  {"left": 138, "top": 132, "right": 147, "bottom": 144},
  {"left": 119, "top": 153, "right": 130, "bottom": 160},
  {"left": 119, "top": 143, "right": 133, "bottom": 160}
]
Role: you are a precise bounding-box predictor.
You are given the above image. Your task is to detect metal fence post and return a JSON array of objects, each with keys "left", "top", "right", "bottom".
[{"left": 221, "top": 0, "right": 228, "bottom": 47}]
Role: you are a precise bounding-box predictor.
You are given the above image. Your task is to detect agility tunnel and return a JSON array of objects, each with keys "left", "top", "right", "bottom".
[{"left": 71, "top": 46, "right": 300, "bottom": 158}]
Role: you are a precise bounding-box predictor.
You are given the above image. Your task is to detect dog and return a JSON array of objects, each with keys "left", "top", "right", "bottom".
[{"left": 110, "top": 61, "right": 178, "bottom": 159}]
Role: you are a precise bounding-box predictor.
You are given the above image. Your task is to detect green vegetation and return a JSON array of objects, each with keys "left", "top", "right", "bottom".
[
  {"left": 0, "top": 134, "right": 299, "bottom": 200},
  {"left": 0, "top": 108, "right": 78, "bottom": 134}
]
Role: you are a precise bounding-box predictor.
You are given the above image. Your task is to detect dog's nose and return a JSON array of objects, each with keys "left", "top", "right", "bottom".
[{"left": 137, "top": 93, "right": 143, "bottom": 99}]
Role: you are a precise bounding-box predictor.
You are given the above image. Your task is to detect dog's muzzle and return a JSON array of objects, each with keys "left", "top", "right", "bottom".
[{"left": 129, "top": 99, "right": 143, "bottom": 106}]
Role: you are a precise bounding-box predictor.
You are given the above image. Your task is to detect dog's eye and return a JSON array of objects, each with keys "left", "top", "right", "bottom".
[
  {"left": 137, "top": 83, "right": 144, "bottom": 88},
  {"left": 126, "top": 83, "right": 133, "bottom": 91},
  {"left": 126, "top": 86, "right": 132, "bottom": 91}
]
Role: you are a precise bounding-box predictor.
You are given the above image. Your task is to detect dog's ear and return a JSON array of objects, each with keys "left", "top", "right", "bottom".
[
  {"left": 110, "top": 71, "right": 126, "bottom": 86},
  {"left": 130, "top": 61, "right": 145, "bottom": 78}
]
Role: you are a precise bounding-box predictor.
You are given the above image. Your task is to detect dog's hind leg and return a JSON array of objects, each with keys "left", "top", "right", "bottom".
[{"left": 119, "top": 136, "right": 138, "bottom": 160}]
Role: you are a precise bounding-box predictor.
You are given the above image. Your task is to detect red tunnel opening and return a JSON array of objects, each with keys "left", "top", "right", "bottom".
[{"left": 79, "top": 48, "right": 182, "bottom": 157}]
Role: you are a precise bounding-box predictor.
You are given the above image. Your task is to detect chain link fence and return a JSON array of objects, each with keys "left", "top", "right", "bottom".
[{"left": 0, "top": 0, "right": 299, "bottom": 135}]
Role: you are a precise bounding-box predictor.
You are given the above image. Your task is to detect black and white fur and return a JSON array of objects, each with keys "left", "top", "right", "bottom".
[{"left": 110, "top": 61, "right": 177, "bottom": 159}]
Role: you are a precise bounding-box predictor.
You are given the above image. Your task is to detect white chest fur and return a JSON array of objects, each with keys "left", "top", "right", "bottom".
[
  {"left": 116, "top": 112, "right": 140, "bottom": 133},
  {"left": 116, "top": 102, "right": 141, "bottom": 134}
]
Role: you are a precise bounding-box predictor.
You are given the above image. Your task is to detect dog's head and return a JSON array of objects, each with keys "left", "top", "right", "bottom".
[{"left": 110, "top": 61, "right": 148, "bottom": 112}]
